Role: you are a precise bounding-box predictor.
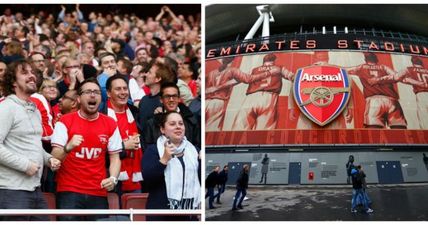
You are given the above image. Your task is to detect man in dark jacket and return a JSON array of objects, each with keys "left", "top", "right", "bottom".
[
  {"left": 346, "top": 155, "right": 355, "bottom": 184},
  {"left": 143, "top": 82, "right": 199, "bottom": 148},
  {"left": 232, "top": 164, "right": 250, "bottom": 210},
  {"left": 216, "top": 165, "right": 229, "bottom": 204},
  {"left": 205, "top": 166, "right": 220, "bottom": 209}
]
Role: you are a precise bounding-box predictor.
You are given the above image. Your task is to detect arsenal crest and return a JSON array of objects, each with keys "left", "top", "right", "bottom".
[{"left": 293, "top": 65, "right": 351, "bottom": 126}]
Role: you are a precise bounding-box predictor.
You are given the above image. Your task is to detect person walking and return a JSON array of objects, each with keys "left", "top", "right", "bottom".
[
  {"left": 205, "top": 166, "right": 220, "bottom": 209},
  {"left": 232, "top": 164, "right": 250, "bottom": 211},
  {"left": 358, "top": 165, "right": 372, "bottom": 207},
  {"left": 216, "top": 165, "right": 229, "bottom": 204},
  {"left": 350, "top": 166, "right": 373, "bottom": 214}
]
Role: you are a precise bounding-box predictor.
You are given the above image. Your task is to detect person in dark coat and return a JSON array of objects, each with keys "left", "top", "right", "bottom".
[
  {"left": 141, "top": 111, "right": 201, "bottom": 221},
  {"left": 346, "top": 155, "right": 355, "bottom": 184},
  {"left": 423, "top": 153, "right": 428, "bottom": 171},
  {"left": 259, "top": 154, "right": 269, "bottom": 184},
  {"left": 232, "top": 164, "right": 250, "bottom": 211},
  {"left": 143, "top": 82, "right": 199, "bottom": 148},
  {"left": 205, "top": 166, "right": 220, "bottom": 209},
  {"left": 216, "top": 165, "right": 229, "bottom": 204}
]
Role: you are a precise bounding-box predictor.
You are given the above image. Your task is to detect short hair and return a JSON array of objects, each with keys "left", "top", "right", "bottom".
[
  {"left": 64, "top": 89, "right": 78, "bottom": 100},
  {"left": 99, "top": 52, "right": 116, "bottom": 64},
  {"left": 1, "top": 59, "right": 32, "bottom": 96},
  {"left": 6, "top": 40, "right": 23, "bottom": 55},
  {"left": 364, "top": 52, "right": 378, "bottom": 63},
  {"left": 77, "top": 77, "right": 101, "bottom": 95},
  {"left": 106, "top": 74, "right": 128, "bottom": 92},
  {"left": 117, "top": 57, "right": 133, "bottom": 74},
  {"left": 135, "top": 46, "right": 147, "bottom": 55},
  {"left": 160, "top": 82, "right": 180, "bottom": 97},
  {"left": 219, "top": 57, "right": 234, "bottom": 72},
  {"left": 263, "top": 53, "right": 277, "bottom": 63},
  {"left": 29, "top": 51, "right": 46, "bottom": 60},
  {"left": 154, "top": 62, "right": 175, "bottom": 84},
  {"left": 83, "top": 40, "right": 95, "bottom": 48},
  {"left": 411, "top": 56, "right": 423, "bottom": 66}
]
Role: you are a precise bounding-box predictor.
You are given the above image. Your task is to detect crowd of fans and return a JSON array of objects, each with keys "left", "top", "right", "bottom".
[{"left": 0, "top": 4, "right": 201, "bottom": 221}]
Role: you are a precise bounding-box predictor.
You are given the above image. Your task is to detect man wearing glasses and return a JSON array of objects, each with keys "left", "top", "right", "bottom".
[
  {"left": 51, "top": 78, "right": 122, "bottom": 221},
  {"left": 29, "top": 52, "right": 48, "bottom": 79},
  {"left": 142, "top": 82, "right": 199, "bottom": 148},
  {"left": 137, "top": 62, "right": 175, "bottom": 135}
]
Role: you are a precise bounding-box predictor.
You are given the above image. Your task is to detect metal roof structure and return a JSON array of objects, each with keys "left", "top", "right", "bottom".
[{"left": 206, "top": 4, "right": 428, "bottom": 44}]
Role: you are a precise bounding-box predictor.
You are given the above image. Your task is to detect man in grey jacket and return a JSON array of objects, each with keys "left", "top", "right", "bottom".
[{"left": 0, "top": 59, "right": 61, "bottom": 221}]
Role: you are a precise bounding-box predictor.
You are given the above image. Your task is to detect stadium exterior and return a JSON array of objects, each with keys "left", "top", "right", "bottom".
[{"left": 205, "top": 4, "right": 428, "bottom": 185}]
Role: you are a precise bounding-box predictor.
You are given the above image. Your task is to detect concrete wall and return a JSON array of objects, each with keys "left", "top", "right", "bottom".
[{"left": 206, "top": 151, "right": 428, "bottom": 184}]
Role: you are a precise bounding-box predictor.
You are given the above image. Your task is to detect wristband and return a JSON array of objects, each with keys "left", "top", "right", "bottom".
[{"left": 64, "top": 145, "right": 71, "bottom": 153}]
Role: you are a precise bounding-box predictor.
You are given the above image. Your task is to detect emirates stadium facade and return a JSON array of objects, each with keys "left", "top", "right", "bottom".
[{"left": 205, "top": 4, "right": 428, "bottom": 185}]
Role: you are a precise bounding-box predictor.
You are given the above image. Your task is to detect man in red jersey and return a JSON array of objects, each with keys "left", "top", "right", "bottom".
[
  {"left": 51, "top": 78, "right": 122, "bottom": 221},
  {"left": 231, "top": 53, "right": 294, "bottom": 130},
  {"left": 397, "top": 56, "right": 428, "bottom": 129},
  {"left": 347, "top": 52, "right": 406, "bottom": 129},
  {"left": 205, "top": 57, "right": 276, "bottom": 131}
]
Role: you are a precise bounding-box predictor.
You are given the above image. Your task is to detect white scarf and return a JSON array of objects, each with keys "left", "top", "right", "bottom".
[{"left": 157, "top": 135, "right": 201, "bottom": 209}]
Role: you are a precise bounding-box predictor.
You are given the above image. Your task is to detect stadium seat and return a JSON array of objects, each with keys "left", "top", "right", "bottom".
[
  {"left": 107, "top": 192, "right": 120, "bottom": 209},
  {"left": 121, "top": 193, "right": 149, "bottom": 221},
  {"left": 42, "top": 192, "right": 56, "bottom": 221}
]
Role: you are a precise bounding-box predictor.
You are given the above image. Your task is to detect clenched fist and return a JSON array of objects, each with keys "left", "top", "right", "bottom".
[
  {"left": 49, "top": 157, "right": 61, "bottom": 171},
  {"left": 26, "top": 161, "right": 41, "bottom": 176},
  {"left": 65, "top": 135, "right": 84, "bottom": 153}
]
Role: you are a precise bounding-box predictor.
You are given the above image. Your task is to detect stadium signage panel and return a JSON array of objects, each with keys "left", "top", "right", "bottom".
[
  {"left": 293, "top": 66, "right": 351, "bottom": 126},
  {"left": 205, "top": 51, "right": 428, "bottom": 145},
  {"left": 206, "top": 37, "right": 428, "bottom": 59}
]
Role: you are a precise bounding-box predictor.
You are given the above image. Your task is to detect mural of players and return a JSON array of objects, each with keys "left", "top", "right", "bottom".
[
  {"left": 346, "top": 52, "right": 407, "bottom": 129},
  {"left": 231, "top": 53, "right": 294, "bottom": 130},
  {"left": 205, "top": 57, "right": 278, "bottom": 131},
  {"left": 397, "top": 56, "right": 428, "bottom": 129}
]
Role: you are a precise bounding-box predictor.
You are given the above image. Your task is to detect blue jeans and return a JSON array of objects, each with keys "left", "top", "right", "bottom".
[
  {"left": 0, "top": 188, "right": 49, "bottom": 221},
  {"left": 216, "top": 184, "right": 226, "bottom": 202},
  {"left": 232, "top": 188, "right": 247, "bottom": 209},
  {"left": 205, "top": 187, "right": 218, "bottom": 208},
  {"left": 351, "top": 188, "right": 369, "bottom": 210},
  {"left": 56, "top": 191, "right": 109, "bottom": 221}
]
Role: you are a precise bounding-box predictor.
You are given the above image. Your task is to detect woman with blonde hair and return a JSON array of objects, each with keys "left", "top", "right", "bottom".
[{"left": 30, "top": 79, "right": 59, "bottom": 142}]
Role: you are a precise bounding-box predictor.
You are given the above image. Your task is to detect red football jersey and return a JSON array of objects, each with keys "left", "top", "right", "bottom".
[
  {"left": 30, "top": 93, "right": 53, "bottom": 141},
  {"left": 348, "top": 64, "right": 398, "bottom": 99},
  {"left": 207, "top": 67, "right": 262, "bottom": 100},
  {"left": 403, "top": 66, "right": 428, "bottom": 94},
  {"left": 51, "top": 111, "right": 122, "bottom": 197}
]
